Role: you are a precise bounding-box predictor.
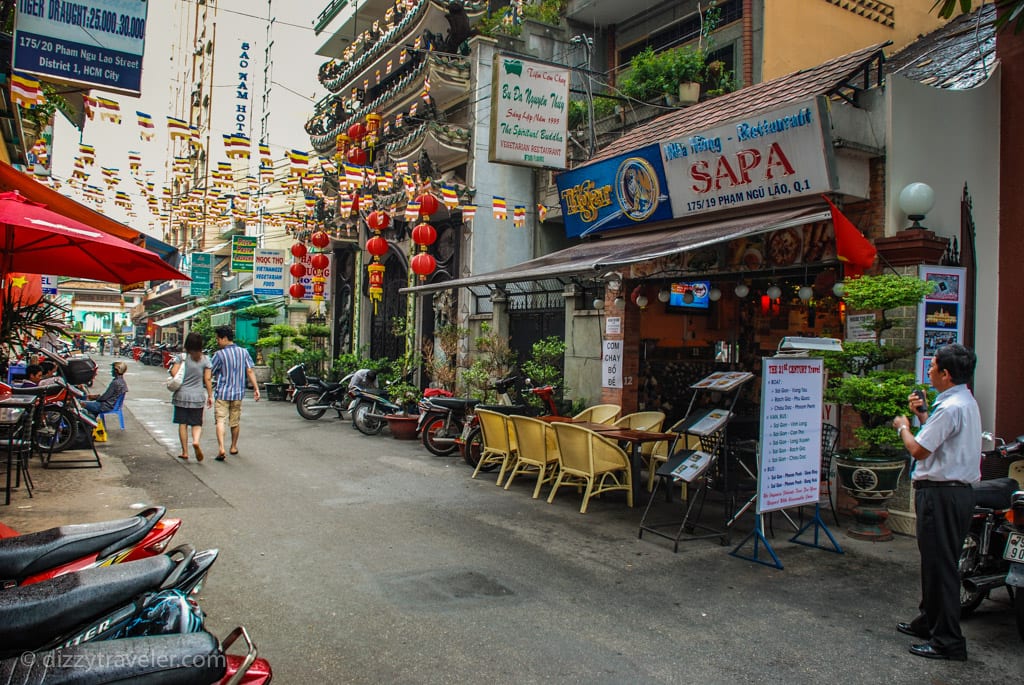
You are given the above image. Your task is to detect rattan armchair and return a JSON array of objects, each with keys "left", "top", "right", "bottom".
[
  {"left": 572, "top": 404, "right": 621, "bottom": 425},
  {"left": 505, "top": 415, "right": 560, "bottom": 498},
  {"left": 549, "top": 423, "right": 633, "bottom": 513},
  {"left": 472, "top": 409, "right": 517, "bottom": 486}
]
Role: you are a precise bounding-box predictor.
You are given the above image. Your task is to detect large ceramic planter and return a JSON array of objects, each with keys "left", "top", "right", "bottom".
[
  {"left": 678, "top": 82, "right": 701, "bottom": 105},
  {"left": 835, "top": 453, "right": 908, "bottom": 541},
  {"left": 263, "top": 382, "right": 288, "bottom": 402},
  {"left": 385, "top": 414, "right": 418, "bottom": 440}
]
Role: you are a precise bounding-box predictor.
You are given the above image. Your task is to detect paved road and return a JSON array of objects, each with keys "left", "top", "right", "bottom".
[{"left": 5, "top": 359, "right": 1022, "bottom": 683}]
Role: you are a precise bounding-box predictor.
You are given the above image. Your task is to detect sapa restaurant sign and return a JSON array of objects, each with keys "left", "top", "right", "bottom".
[
  {"left": 14, "top": 0, "right": 149, "bottom": 95},
  {"left": 660, "top": 97, "right": 836, "bottom": 218},
  {"left": 489, "top": 55, "right": 569, "bottom": 169}
]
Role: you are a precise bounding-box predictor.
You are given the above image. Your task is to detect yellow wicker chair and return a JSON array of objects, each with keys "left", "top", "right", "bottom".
[
  {"left": 549, "top": 422, "right": 633, "bottom": 513},
  {"left": 612, "top": 411, "right": 666, "bottom": 431},
  {"left": 572, "top": 404, "right": 622, "bottom": 425},
  {"left": 472, "top": 409, "right": 517, "bottom": 486},
  {"left": 505, "top": 415, "right": 561, "bottom": 498}
]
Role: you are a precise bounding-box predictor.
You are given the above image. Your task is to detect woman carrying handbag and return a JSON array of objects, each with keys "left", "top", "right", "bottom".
[{"left": 170, "top": 332, "right": 214, "bottom": 461}]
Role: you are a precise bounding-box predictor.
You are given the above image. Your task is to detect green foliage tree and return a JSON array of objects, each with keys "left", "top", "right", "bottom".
[
  {"left": 820, "top": 274, "right": 935, "bottom": 454},
  {"left": 462, "top": 322, "right": 517, "bottom": 401}
]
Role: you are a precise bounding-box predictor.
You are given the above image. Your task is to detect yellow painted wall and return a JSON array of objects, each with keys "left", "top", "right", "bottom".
[{"left": 762, "top": 0, "right": 948, "bottom": 80}]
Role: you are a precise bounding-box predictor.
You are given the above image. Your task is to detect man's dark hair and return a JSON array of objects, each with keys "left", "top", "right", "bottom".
[
  {"left": 184, "top": 332, "right": 205, "bottom": 353},
  {"left": 215, "top": 326, "right": 234, "bottom": 342},
  {"left": 934, "top": 344, "right": 976, "bottom": 385},
  {"left": 39, "top": 361, "right": 56, "bottom": 374},
  {"left": 25, "top": 364, "right": 42, "bottom": 377}
]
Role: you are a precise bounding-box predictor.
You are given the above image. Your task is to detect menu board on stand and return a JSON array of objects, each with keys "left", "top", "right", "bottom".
[{"left": 730, "top": 355, "right": 842, "bottom": 569}]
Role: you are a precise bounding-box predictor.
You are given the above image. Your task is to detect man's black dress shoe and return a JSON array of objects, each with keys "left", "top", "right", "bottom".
[
  {"left": 896, "top": 622, "right": 929, "bottom": 639},
  {"left": 909, "top": 643, "right": 967, "bottom": 661}
]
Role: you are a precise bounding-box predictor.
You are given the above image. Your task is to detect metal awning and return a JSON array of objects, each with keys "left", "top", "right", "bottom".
[
  {"left": 152, "top": 294, "right": 255, "bottom": 327},
  {"left": 403, "top": 206, "right": 832, "bottom": 295},
  {"left": 147, "top": 301, "right": 193, "bottom": 319}
]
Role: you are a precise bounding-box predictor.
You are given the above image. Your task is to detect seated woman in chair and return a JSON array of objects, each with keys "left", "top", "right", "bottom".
[{"left": 82, "top": 361, "right": 128, "bottom": 418}]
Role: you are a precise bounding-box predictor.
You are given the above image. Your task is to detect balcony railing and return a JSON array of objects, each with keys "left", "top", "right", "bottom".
[{"left": 314, "top": 0, "right": 350, "bottom": 34}]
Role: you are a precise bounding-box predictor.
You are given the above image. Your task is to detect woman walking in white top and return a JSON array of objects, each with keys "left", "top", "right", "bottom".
[{"left": 170, "top": 332, "right": 214, "bottom": 461}]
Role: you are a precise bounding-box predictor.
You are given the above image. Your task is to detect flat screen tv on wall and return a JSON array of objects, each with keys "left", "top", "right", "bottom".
[{"left": 667, "top": 280, "right": 711, "bottom": 311}]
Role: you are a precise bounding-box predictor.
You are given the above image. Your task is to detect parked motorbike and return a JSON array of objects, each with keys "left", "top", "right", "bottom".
[
  {"left": 0, "top": 628, "right": 272, "bottom": 685},
  {"left": 140, "top": 343, "right": 171, "bottom": 366},
  {"left": 418, "top": 390, "right": 477, "bottom": 457},
  {"left": 1005, "top": 489, "right": 1024, "bottom": 641},
  {"left": 0, "top": 506, "right": 181, "bottom": 588},
  {"left": 457, "top": 376, "right": 560, "bottom": 469},
  {"left": 289, "top": 364, "right": 355, "bottom": 421},
  {"left": 0, "top": 545, "right": 218, "bottom": 657},
  {"left": 349, "top": 383, "right": 405, "bottom": 435},
  {"left": 958, "top": 433, "right": 1024, "bottom": 615}
]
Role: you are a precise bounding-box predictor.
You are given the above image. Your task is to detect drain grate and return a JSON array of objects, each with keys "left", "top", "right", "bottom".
[{"left": 378, "top": 568, "right": 514, "bottom": 608}]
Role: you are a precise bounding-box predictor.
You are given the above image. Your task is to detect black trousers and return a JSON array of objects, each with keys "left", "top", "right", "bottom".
[{"left": 911, "top": 485, "right": 974, "bottom": 655}]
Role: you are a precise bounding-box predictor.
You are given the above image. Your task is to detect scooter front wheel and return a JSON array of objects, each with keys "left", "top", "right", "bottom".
[
  {"left": 421, "top": 414, "right": 462, "bottom": 456},
  {"left": 353, "top": 403, "right": 384, "bottom": 435}
]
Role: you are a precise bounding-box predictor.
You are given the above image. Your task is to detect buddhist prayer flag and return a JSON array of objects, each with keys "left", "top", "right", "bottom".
[
  {"left": 10, "top": 72, "right": 44, "bottom": 108},
  {"left": 167, "top": 117, "right": 190, "bottom": 139},
  {"left": 492, "top": 197, "right": 507, "bottom": 221},
  {"left": 287, "top": 149, "right": 310, "bottom": 175},
  {"left": 461, "top": 204, "right": 476, "bottom": 221},
  {"left": 441, "top": 185, "right": 458, "bottom": 209},
  {"left": 513, "top": 205, "right": 526, "bottom": 227},
  {"left": 823, "top": 195, "right": 876, "bottom": 277},
  {"left": 537, "top": 203, "right": 548, "bottom": 222}
]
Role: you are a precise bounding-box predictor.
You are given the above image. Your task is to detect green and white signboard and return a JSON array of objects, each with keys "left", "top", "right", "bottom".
[{"left": 190, "top": 252, "right": 213, "bottom": 297}]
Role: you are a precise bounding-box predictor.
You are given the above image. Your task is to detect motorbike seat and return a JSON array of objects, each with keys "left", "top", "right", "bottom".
[
  {"left": 475, "top": 403, "right": 529, "bottom": 416},
  {"left": 0, "top": 554, "right": 175, "bottom": 653},
  {"left": 0, "top": 632, "right": 226, "bottom": 684},
  {"left": 972, "top": 477, "right": 1019, "bottom": 511},
  {"left": 0, "top": 509, "right": 162, "bottom": 581},
  {"left": 430, "top": 397, "right": 479, "bottom": 411}
]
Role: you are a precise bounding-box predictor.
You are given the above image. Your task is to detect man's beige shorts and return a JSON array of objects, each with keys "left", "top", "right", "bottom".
[{"left": 214, "top": 399, "right": 243, "bottom": 428}]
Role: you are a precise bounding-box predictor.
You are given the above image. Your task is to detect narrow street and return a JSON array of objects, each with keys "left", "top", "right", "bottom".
[{"left": 6, "top": 359, "right": 1021, "bottom": 684}]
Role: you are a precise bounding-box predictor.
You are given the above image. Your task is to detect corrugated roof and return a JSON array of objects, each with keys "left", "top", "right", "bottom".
[
  {"left": 591, "top": 42, "right": 888, "bottom": 164},
  {"left": 886, "top": 4, "right": 996, "bottom": 90}
]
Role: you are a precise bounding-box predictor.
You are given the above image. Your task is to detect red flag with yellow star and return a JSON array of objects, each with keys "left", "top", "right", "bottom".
[{"left": 5, "top": 273, "right": 43, "bottom": 307}]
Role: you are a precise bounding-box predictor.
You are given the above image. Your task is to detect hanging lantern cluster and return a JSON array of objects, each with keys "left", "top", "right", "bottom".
[
  {"left": 366, "top": 209, "right": 391, "bottom": 314},
  {"left": 289, "top": 242, "right": 307, "bottom": 300},
  {"left": 337, "top": 112, "right": 382, "bottom": 169},
  {"left": 410, "top": 193, "right": 438, "bottom": 282},
  {"left": 309, "top": 230, "right": 331, "bottom": 311}
]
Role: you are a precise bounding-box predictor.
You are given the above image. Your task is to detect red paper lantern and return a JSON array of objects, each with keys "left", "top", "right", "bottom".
[
  {"left": 367, "top": 210, "right": 391, "bottom": 231},
  {"left": 411, "top": 222, "right": 437, "bottom": 247},
  {"left": 347, "top": 122, "right": 366, "bottom": 141},
  {"left": 411, "top": 252, "right": 437, "bottom": 280},
  {"left": 311, "top": 253, "right": 330, "bottom": 270},
  {"left": 310, "top": 231, "right": 331, "bottom": 248},
  {"left": 290, "top": 243, "right": 307, "bottom": 258},
  {"left": 346, "top": 147, "right": 367, "bottom": 166},
  {"left": 289, "top": 283, "right": 306, "bottom": 299},
  {"left": 290, "top": 263, "right": 307, "bottom": 278},
  {"left": 416, "top": 193, "right": 439, "bottom": 217},
  {"left": 366, "top": 235, "right": 389, "bottom": 257}
]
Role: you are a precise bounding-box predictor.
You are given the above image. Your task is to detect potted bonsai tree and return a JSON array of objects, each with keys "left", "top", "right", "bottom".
[
  {"left": 239, "top": 303, "right": 282, "bottom": 386},
  {"left": 259, "top": 323, "right": 298, "bottom": 401},
  {"left": 823, "top": 273, "right": 935, "bottom": 541}
]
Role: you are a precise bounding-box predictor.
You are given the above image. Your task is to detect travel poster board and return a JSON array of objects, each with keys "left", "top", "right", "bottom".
[
  {"left": 916, "top": 265, "right": 966, "bottom": 385},
  {"left": 758, "top": 357, "right": 824, "bottom": 513}
]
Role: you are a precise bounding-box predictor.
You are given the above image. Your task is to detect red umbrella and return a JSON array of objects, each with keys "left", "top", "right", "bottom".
[{"left": 0, "top": 190, "right": 187, "bottom": 285}]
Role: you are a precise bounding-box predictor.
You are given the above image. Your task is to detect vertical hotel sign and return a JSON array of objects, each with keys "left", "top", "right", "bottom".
[
  {"left": 231, "top": 235, "right": 258, "bottom": 273},
  {"left": 235, "top": 40, "right": 250, "bottom": 133},
  {"left": 489, "top": 55, "right": 569, "bottom": 169},
  {"left": 14, "top": 0, "right": 149, "bottom": 96}
]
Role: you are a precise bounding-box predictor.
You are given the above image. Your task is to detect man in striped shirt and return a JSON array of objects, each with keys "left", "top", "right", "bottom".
[{"left": 211, "top": 326, "right": 261, "bottom": 460}]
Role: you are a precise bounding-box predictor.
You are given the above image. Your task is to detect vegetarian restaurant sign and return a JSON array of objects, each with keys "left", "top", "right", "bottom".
[
  {"left": 489, "top": 55, "right": 569, "bottom": 169},
  {"left": 14, "top": 0, "right": 149, "bottom": 95},
  {"left": 660, "top": 97, "right": 836, "bottom": 218}
]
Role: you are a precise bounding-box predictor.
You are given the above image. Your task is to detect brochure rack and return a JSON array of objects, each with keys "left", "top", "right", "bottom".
[{"left": 638, "top": 371, "right": 754, "bottom": 552}]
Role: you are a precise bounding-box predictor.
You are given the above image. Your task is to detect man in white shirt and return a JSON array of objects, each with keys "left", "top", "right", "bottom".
[{"left": 892, "top": 344, "right": 981, "bottom": 661}]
